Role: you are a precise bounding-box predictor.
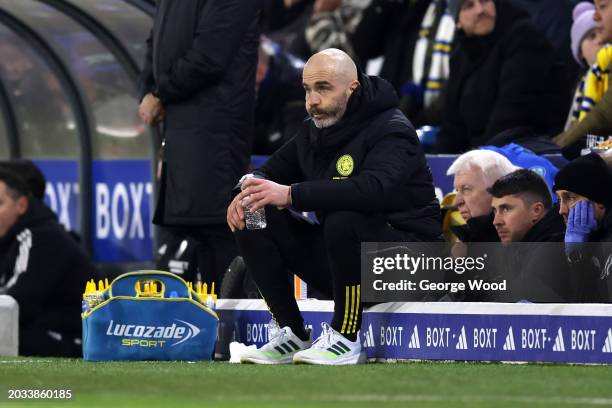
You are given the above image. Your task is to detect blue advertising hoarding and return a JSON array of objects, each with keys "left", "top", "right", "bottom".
[
  {"left": 35, "top": 159, "right": 80, "bottom": 233},
  {"left": 215, "top": 300, "right": 612, "bottom": 364},
  {"left": 35, "top": 159, "right": 154, "bottom": 262},
  {"left": 92, "top": 160, "right": 154, "bottom": 262}
]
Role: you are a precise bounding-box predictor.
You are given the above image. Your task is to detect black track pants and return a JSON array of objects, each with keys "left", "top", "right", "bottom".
[{"left": 234, "top": 207, "right": 412, "bottom": 341}]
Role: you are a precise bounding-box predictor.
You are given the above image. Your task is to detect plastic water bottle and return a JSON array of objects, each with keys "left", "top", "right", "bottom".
[
  {"left": 244, "top": 205, "right": 267, "bottom": 230},
  {"left": 242, "top": 174, "right": 267, "bottom": 230}
]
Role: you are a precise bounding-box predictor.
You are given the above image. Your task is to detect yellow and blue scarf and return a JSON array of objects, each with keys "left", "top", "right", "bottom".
[{"left": 579, "top": 44, "right": 612, "bottom": 121}]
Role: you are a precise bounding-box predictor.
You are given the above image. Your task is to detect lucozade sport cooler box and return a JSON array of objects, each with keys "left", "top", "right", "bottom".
[{"left": 82, "top": 271, "right": 218, "bottom": 361}]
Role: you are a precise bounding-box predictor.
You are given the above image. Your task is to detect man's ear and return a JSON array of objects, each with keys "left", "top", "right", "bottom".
[
  {"left": 349, "top": 80, "right": 360, "bottom": 93},
  {"left": 531, "top": 201, "right": 545, "bottom": 223},
  {"left": 16, "top": 196, "right": 28, "bottom": 216}
]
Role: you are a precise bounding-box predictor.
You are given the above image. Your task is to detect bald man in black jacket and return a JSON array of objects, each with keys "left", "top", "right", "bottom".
[{"left": 228, "top": 49, "right": 441, "bottom": 365}]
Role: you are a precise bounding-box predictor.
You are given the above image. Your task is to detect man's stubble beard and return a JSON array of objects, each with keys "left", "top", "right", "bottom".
[{"left": 310, "top": 95, "right": 349, "bottom": 129}]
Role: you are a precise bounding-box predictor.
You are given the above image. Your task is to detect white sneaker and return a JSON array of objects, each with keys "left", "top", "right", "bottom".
[
  {"left": 240, "top": 321, "right": 312, "bottom": 364},
  {"left": 293, "top": 323, "right": 366, "bottom": 365}
]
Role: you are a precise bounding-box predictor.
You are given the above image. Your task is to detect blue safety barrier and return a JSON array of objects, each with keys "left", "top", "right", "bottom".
[{"left": 215, "top": 300, "right": 612, "bottom": 364}]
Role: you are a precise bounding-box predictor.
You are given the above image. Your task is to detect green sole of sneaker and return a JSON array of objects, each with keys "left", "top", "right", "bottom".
[
  {"left": 293, "top": 352, "right": 367, "bottom": 365},
  {"left": 240, "top": 357, "right": 293, "bottom": 365}
]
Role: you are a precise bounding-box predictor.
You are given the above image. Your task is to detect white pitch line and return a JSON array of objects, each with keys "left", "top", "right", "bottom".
[
  {"left": 0, "top": 360, "right": 53, "bottom": 363},
  {"left": 327, "top": 394, "right": 612, "bottom": 405},
  {"left": 206, "top": 393, "right": 612, "bottom": 406}
]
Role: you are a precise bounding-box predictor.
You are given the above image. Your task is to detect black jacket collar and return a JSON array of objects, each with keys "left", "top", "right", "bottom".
[
  {"left": 451, "top": 212, "right": 500, "bottom": 242},
  {"left": 521, "top": 209, "right": 566, "bottom": 243}
]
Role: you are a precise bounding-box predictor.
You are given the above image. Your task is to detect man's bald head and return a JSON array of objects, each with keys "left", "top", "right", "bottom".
[
  {"left": 302, "top": 48, "right": 360, "bottom": 128},
  {"left": 304, "top": 48, "right": 358, "bottom": 85}
]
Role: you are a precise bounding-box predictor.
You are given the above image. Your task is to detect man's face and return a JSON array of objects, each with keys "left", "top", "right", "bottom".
[
  {"left": 302, "top": 60, "right": 353, "bottom": 128},
  {"left": 0, "top": 181, "right": 26, "bottom": 239},
  {"left": 595, "top": 0, "right": 612, "bottom": 44},
  {"left": 491, "top": 194, "right": 539, "bottom": 244},
  {"left": 555, "top": 189, "right": 606, "bottom": 224},
  {"left": 453, "top": 168, "right": 492, "bottom": 221},
  {"left": 458, "top": 0, "right": 497, "bottom": 37}
]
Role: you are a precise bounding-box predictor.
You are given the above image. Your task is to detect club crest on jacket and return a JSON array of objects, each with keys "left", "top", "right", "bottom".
[{"left": 336, "top": 154, "right": 354, "bottom": 177}]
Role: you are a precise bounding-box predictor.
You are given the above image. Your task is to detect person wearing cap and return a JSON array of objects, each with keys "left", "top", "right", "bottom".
[
  {"left": 555, "top": 0, "right": 612, "bottom": 153},
  {"left": 433, "top": 0, "right": 569, "bottom": 153},
  {"left": 553, "top": 152, "right": 612, "bottom": 301},
  {"left": 565, "top": 2, "right": 602, "bottom": 135}
]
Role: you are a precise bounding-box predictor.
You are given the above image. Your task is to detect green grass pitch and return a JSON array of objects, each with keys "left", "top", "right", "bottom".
[{"left": 1, "top": 357, "right": 612, "bottom": 408}]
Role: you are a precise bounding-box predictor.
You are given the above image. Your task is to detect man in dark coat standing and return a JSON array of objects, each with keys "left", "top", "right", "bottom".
[
  {"left": 228, "top": 48, "right": 441, "bottom": 365},
  {"left": 434, "top": 0, "right": 570, "bottom": 153},
  {"left": 139, "top": 1, "right": 262, "bottom": 288}
]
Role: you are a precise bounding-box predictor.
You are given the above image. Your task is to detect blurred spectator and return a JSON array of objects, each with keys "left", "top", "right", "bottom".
[
  {"left": 434, "top": 0, "right": 569, "bottom": 153},
  {"left": 446, "top": 149, "right": 517, "bottom": 243},
  {"left": 0, "top": 169, "right": 95, "bottom": 356},
  {"left": 138, "top": 1, "right": 262, "bottom": 290},
  {"left": 553, "top": 152, "right": 612, "bottom": 301},
  {"left": 254, "top": 39, "right": 307, "bottom": 154},
  {"left": 555, "top": 0, "right": 612, "bottom": 154},
  {"left": 263, "top": 0, "right": 315, "bottom": 59},
  {"left": 568, "top": 2, "right": 600, "bottom": 120},
  {"left": 351, "top": 0, "right": 459, "bottom": 127},
  {"left": 263, "top": 0, "right": 314, "bottom": 33},
  {"left": 486, "top": 169, "right": 571, "bottom": 302},
  {"left": 305, "top": 0, "right": 371, "bottom": 58},
  {"left": 562, "top": 2, "right": 603, "bottom": 158}
]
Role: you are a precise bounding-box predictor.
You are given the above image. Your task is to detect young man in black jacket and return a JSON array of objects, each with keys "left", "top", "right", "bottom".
[
  {"left": 227, "top": 48, "right": 441, "bottom": 365},
  {"left": 487, "top": 169, "right": 571, "bottom": 302},
  {"left": 0, "top": 169, "right": 95, "bottom": 356}
]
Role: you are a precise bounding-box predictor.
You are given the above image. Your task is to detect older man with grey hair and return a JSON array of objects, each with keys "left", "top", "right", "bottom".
[{"left": 446, "top": 149, "right": 518, "bottom": 242}]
